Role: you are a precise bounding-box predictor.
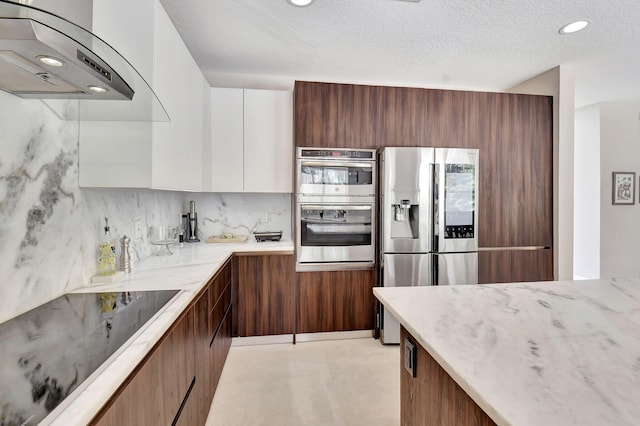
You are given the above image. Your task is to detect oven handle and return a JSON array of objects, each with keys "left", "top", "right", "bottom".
[
  {"left": 301, "top": 205, "right": 373, "bottom": 211},
  {"left": 300, "top": 161, "right": 373, "bottom": 169}
]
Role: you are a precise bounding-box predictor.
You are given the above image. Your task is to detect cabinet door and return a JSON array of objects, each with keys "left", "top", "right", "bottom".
[
  {"left": 211, "top": 305, "right": 232, "bottom": 395},
  {"left": 297, "top": 269, "right": 376, "bottom": 333},
  {"left": 210, "top": 87, "right": 244, "bottom": 192},
  {"left": 81, "top": 0, "right": 208, "bottom": 190},
  {"left": 511, "top": 249, "right": 554, "bottom": 282},
  {"left": 478, "top": 249, "right": 553, "bottom": 284},
  {"left": 400, "top": 326, "right": 496, "bottom": 426},
  {"left": 234, "top": 254, "right": 294, "bottom": 336},
  {"left": 243, "top": 89, "right": 293, "bottom": 192},
  {"left": 193, "top": 288, "right": 211, "bottom": 425},
  {"left": 152, "top": 4, "right": 205, "bottom": 191},
  {"left": 294, "top": 81, "right": 339, "bottom": 148},
  {"left": 92, "top": 307, "right": 196, "bottom": 425},
  {"left": 478, "top": 251, "right": 512, "bottom": 284}
]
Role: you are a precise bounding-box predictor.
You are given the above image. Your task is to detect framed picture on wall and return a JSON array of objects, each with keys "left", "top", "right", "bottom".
[{"left": 612, "top": 172, "right": 635, "bottom": 205}]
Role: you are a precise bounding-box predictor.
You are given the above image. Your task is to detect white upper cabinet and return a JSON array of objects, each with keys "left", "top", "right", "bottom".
[
  {"left": 79, "top": 0, "right": 207, "bottom": 191},
  {"left": 210, "top": 88, "right": 244, "bottom": 192},
  {"left": 210, "top": 88, "right": 293, "bottom": 193}
]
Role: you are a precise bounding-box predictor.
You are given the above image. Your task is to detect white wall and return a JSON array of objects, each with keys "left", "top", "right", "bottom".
[
  {"left": 599, "top": 101, "right": 640, "bottom": 278},
  {"left": 508, "top": 65, "right": 575, "bottom": 280},
  {"left": 573, "top": 104, "right": 600, "bottom": 279}
]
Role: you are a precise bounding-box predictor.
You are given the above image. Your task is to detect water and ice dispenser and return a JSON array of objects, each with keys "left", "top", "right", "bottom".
[
  {"left": 393, "top": 199, "right": 410, "bottom": 222},
  {"left": 390, "top": 198, "right": 419, "bottom": 239}
]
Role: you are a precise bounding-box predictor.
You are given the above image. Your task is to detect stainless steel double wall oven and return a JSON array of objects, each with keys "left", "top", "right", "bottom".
[{"left": 295, "top": 148, "right": 377, "bottom": 271}]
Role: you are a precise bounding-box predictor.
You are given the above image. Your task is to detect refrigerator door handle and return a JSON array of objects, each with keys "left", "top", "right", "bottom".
[
  {"left": 432, "top": 162, "right": 440, "bottom": 253},
  {"left": 432, "top": 253, "right": 438, "bottom": 286}
]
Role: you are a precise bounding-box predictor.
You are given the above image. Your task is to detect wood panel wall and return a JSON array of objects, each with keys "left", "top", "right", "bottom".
[{"left": 294, "top": 81, "right": 554, "bottom": 286}]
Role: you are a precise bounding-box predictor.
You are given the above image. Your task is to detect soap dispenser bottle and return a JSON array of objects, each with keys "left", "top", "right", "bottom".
[{"left": 97, "top": 217, "right": 117, "bottom": 276}]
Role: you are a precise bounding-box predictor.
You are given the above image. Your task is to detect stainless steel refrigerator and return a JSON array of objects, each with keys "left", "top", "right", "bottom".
[{"left": 378, "top": 147, "right": 479, "bottom": 344}]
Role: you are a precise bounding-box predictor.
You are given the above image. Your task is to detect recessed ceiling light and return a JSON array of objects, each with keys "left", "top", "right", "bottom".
[
  {"left": 559, "top": 20, "right": 589, "bottom": 34},
  {"left": 87, "top": 85, "right": 109, "bottom": 94},
  {"left": 288, "top": 0, "right": 314, "bottom": 6},
  {"left": 37, "top": 55, "right": 64, "bottom": 67}
]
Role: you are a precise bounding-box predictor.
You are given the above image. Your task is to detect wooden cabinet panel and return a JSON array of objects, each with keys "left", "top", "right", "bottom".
[
  {"left": 208, "top": 259, "right": 232, "bottom": 397},
  {"left": 478, "top": 251, "right": 512, "bottom": 284},
  {"left": 511, "top": 249, "right": 554, "bottom": 282},
  {"left": 94, "top": 260, "right": 234, "bottom": 426},
  {"left": 234, "top": 254, "right": 294, "bottom": 337},
  {"left": 163, "top": 308, "right": 197, "bottom": 421},
  {"left": 336, "top": 83, "right": 377, "bottom": 148},
  {"left": 426, "top": 89, "right": 470, "bottom": 148},
  {"left": 375, "top": 86, "right": 427, "bottom": 147},
  {"left": 507, "top": 94, "right": 553, "bottom": 247},
  {"left": 92, "top": 308, "right": 196, "bottom": 425},
  {"left": 295, "top": 82, "right": 339, "bottom": 148},
  {"left": 211, "top": 307, "right": 232, "bottom": 393},
  {"left": 473, "top": 92, "right": 553, "bottom": 248},
  {"left": 479, "top": 249, "right": 553, "bottom": 284},
  {"left": 297, "top": 269, "right": 376, "bottom": 333},
  {"left": 471, "top": 92, "right": 510, "bottom": 248},
  {"left": 401, "top": 326, "right": 496, "bottom": 426},
  {"left": 174, "top": 377, "right": 198, "bottom": 426},
  {"left": 193, "top": 287, "right": 211, "bottom": 424}
]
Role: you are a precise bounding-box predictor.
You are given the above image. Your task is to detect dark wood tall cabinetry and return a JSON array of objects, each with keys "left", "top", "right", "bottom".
[{"left": 294, "top": 81, "right": 554, "bottom": 288}]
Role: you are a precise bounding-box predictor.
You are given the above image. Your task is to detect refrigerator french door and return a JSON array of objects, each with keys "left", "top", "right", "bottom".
[{"left": 378, "top": 147, "right": 479, "bottom": 344}]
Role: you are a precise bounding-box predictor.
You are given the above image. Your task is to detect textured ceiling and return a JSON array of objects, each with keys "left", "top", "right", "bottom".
[{"left": 159, "top": 0, "right": 640, "bottom": 107}]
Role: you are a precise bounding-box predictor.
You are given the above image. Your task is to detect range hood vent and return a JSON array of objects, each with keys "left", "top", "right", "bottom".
[{"left": 0, "top": 1, "right": 168, "bottom": 121}]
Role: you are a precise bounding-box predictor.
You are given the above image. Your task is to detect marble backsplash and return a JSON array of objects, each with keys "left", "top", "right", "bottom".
[
  {"left": 187, "top": 192, "right": 292, "bottom": 242},
  {"left": 0, "top": 90, "right": 292, "bottom": 324}
]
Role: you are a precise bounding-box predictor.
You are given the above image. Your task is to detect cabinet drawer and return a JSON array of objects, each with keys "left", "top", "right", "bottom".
[
  {"left": 210, "top": 306, "right": 232, "bottom": 395},
  {"left": 209, "top": 260, "right": 231, "bottom": 311},
  {"left": 209, "top": 282, "right": 231, "bottom": 343}
]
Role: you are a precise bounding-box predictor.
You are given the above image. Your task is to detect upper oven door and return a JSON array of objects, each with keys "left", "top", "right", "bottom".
[{"left": 297, "top": 159, "right": 375, "bottom": 197}]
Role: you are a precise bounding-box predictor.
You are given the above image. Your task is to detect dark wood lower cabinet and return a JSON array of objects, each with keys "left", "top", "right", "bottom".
[
  {"left": 233, "top": 254, "right": 294, "bottom": 337},
  {"left": 401, "top": 326, "right": 496, "bottom": 426},
  {"left": 91, "top": 306, "right": 196, "bottom": 425},
  {"left": 479, "top": 248, "right": 553, "bottom": 284},
  {"left": 91, "top": 258, "right": 233, "bottom": 426},
  {"left": 296, "top": 269, "right": 376, "bottom": 333}
]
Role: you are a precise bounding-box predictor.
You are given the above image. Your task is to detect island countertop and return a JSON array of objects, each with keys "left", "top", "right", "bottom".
[
  {"left": 43, "top": 240, "right": 293, "bottom": 425},
  {"left": 373, "top": 278, "right": 640, "bottom": 426}
]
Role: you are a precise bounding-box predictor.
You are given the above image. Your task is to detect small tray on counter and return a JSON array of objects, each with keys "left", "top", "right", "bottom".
[
  {"left": 206, "top": 234, "right": 249, "bottom": 243},
  {"left": 253, "top": 231, "right": 282, "bottom": 242}
]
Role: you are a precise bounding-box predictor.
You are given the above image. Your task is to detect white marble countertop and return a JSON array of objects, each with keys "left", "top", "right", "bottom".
[
  {"left": 374, "top": 278, "right": 640, "bottom": 426},
  {"left": 44, "top": 240, "right": 293, "bottom": 425}
]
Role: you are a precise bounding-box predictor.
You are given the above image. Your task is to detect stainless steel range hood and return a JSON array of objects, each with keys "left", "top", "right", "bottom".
[{"left": 0, "top": 0, "right": 168, "bottom": 121}]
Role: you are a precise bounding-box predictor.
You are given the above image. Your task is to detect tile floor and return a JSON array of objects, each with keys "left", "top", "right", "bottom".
[{"left": 206, "top": 337, "right": 400, "bottom": 426}]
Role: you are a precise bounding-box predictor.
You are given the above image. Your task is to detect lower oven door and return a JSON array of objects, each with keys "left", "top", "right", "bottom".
[{"left": 296, "top": 203, "right": 375, "bottom": 271}]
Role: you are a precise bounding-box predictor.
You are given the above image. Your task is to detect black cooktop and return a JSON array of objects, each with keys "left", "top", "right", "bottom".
[{"left": 0, "top": 289, "right": 179, "bottom": 425}]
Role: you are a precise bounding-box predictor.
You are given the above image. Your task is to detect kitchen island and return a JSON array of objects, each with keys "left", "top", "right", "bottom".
[
  {"left": 373, "top": 278, "right": 640, "bottom": 426},
  {"left": 41, "top": 240, "right": 293, "bottom": 425}
]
